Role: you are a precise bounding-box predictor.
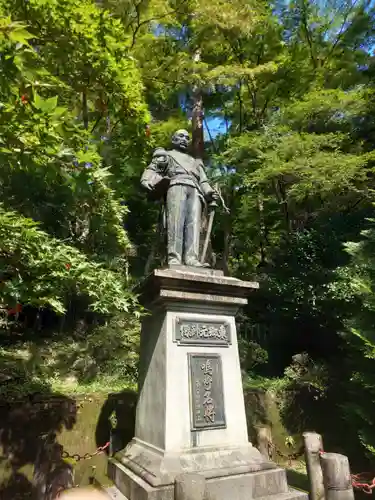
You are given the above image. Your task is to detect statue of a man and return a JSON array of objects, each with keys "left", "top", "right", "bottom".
[{"left": 141, "top": 129, "right": 218, "bottom": 267}]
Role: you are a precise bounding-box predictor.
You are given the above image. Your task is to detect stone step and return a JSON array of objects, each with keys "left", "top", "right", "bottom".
[
  {"left": 108, "top": 456, "right": 298, "bottom": 500},
  {"left": 255, "top": 488, "right": 308, "bottom": 500},
  {"left": 103, "top": 485, "right": 308, "bottom": 500},
  {"left": 205, "top": 466, "right": 291, "bottom": 500}
]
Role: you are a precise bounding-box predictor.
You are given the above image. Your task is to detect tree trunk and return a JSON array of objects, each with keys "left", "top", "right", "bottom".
[
  {"left": 191, "top": 48, "right": 214, "bottom": 263},
  {"left": 273, "top": 179, "right": 291, "bottom": 235},
  {"left": 222, "top": 186, "right": 234, "bottom": 275},
  {"left": 82, "top": 89, "right": 89, "bottom": 130},
  {"left": 258, "top": 192, "right": 267, "bottom": 265},
  {"left": 191, "top": 49, "right": 204, "bottom": 159}
]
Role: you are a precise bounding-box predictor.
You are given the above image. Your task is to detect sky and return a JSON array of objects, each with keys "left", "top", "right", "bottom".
[{"left": 204, "top": 116, "right": 228, "bottom": 140}]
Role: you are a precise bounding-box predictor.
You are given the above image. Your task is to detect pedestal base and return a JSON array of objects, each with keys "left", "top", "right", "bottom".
[
  {"left": 107, "top": 457, "right": 307, "bottom": 500},
  {"left": 103, "top": 268, "right": 308, "bottom": 500},
  {"left": 116, "top": 439, "right": 273, "bottom": 487}
]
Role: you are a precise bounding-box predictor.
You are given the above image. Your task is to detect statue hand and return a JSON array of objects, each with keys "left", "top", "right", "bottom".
[
  {"left": 153, "top": 148, "right": 168, "bottom": 168},
  {"left": 155, "top": 157, "right": 168, "bottom": 168},
  {"left": 207, "top": 190, "right": 219, "bottom": 202},
  {"left": 141, "top": 181, "right": 154, "bottom": 192},
  {"left": 208, "top": 200, "right": 218, "bottom": 211}
]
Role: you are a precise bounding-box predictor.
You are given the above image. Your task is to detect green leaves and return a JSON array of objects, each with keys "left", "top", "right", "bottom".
[
  {"left": 7, "top": 27, "right": 33, "bottom": 46},
  {"left": 0, "top": 19, "right": 33, "bottom": 46},
  {"left": 221, "top": 85, "right": 372, "bottom": 239},
  {"left": 0, "top": 7, "right": 147, "bottom": 324},
  {"left": 0, "top": 206, "right": 136, "bottom": 315},
  {"left": 32, "top": 92, "right": 58, "bottom": 114}
]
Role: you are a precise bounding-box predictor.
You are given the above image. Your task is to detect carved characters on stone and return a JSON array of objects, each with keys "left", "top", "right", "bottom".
[
  {"left": 201, "top": 359, "right": 215, "bottom": 423},
  {"left": 194, "top": 379, "right": 202, "bottom": 424},
  {"left": 176, "top": 320, "right": 231, "bottom": 346},
  {"left": 189, "top": 354, "right": 226, "bottom": 430}
]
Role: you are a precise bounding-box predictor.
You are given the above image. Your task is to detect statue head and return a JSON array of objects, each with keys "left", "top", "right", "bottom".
[{"left": 171, "top": 129, "right": 190, "bottom": 151}]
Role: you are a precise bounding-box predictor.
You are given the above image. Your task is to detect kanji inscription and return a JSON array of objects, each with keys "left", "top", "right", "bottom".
[
  {"left": 175, "top": 319, "right": 231, "bottom": 346},
  {"left": 189, "top": 354, "right": 226, "bottom": 430}
]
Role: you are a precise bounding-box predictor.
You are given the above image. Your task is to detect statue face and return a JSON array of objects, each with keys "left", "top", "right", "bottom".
[{"left": 172, "top": 129, "right": 190, "bottom": 151}]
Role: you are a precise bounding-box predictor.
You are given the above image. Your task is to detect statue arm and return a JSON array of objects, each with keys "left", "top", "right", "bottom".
[
  {"left": 141, "top": 149, "right": 169, "bottom": 191},
  {"left": 141, "top": 161, "right": 158, "bottom": 191},
  {"left": 199, "top": 163, "right": 216, "bottom": 199}
]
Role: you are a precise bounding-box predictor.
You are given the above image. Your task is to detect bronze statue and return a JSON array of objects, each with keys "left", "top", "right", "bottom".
[{"left": 141, "top": 129, "right": 218, "bottom": 267}]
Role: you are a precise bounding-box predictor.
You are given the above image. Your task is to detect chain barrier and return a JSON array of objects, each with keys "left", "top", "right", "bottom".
[
  {"left": 269, "top": 442, "right": 305, "bottom": 465},
  {"left": 61, "top": 441, "right": 110, "bottom": 463},
  {"left": 53, "top": 442, "right": 110, "bottom": 497},
  {"left": 44, "top": 442, "right": 109, "bottom": 499},
  {"left": 264, "top": 440, "right": 375, "bottom": 495}
]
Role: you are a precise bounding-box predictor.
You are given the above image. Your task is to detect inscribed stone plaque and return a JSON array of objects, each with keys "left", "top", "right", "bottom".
[
  {"left": 175, "top": 319, "right": 231, "bottom": 347},
  {"left": 188, "top": 354, "right": 226, "bottom": 430}
]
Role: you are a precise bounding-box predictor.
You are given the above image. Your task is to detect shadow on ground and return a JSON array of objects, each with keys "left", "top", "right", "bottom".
[
  {"left": 0, "top": 387, "right": 76, "bottom": 500},
  {"left": 0, "top": 387, "right": 138, "bottom": 499},
  {"left": 286, "top": 469, "right": 309, "bottom": 492}
]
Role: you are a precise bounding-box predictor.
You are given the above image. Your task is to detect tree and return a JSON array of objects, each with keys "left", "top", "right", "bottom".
[{"left": 0, "top": 4, "right": 148, "bottom": 320}]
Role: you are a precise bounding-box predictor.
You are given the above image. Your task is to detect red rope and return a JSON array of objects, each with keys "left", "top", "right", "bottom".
[
  {"left": 352, "top": 474, "right": 375, "bottom": 494},
  {"left": 93, "top": 441, "right": 110, "bottom": 455},
  {"left": 61, "top": 441, "right": 110, "bottom": 462}
]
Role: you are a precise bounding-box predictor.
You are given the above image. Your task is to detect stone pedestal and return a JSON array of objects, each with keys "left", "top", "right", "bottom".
[{"left": 107, "top": 267, "right": 307, "bottom": 500}]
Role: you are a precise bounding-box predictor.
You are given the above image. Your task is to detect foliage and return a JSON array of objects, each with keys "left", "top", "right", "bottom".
[
  {"left": 0, "top": 4, "right": 149, "bottom": 325},
  {"left": 325, "top": 219, "right": 375, "bottom": 459},
  {"left": 238, "top": 339, "right": 268, "bottom": 374},
  {"left": 0, "top": 313, "right": 139, "bottom": 397},
  {"left": 3, "top": 0, "right": 375, "bottom": 472},
  {"left": 0, "top": 207, "right": 137, "bottom": 317},
  {"left": 282, "top": 353, "right": 329, "bottom": 394}
]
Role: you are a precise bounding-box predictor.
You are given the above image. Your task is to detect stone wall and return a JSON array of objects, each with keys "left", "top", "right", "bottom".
[{"left": 0, "top": 388, "right": 297, "bottom": 499}]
